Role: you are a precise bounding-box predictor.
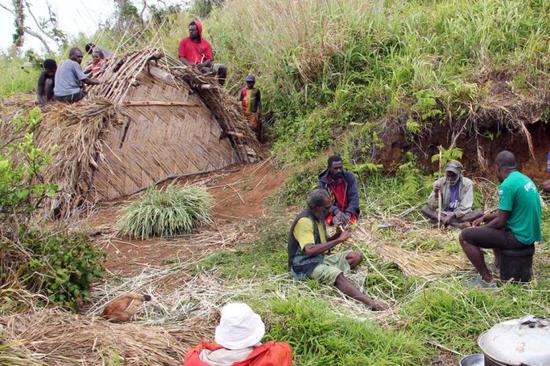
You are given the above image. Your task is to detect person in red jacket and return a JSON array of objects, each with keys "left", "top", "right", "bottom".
[
  {"left": 178, "top": 19, "right": 227, "bottom": 85},
  {"left": 183, "top": 303, "right": 292, "bottom": 366}
]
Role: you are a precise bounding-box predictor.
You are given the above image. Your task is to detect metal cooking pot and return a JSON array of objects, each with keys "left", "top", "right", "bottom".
[
  {"left": 460, "top": 353, "right": 484, "bottom": 366},
  {"left": 477, "top": 315, "right": 550, "bottom": 366}
]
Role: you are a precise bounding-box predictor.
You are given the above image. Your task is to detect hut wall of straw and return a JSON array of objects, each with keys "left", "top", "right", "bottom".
[{"left": 92, "top": 66, "right": 236, "bottom": 200}]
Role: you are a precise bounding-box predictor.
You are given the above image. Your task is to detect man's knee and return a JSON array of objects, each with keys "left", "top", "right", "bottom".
[
  {"left": 421, "top": 205, "right": 436, "bottom": 218},
  {"left": 346, "top": 251, "right": 362, "bottom": 266}
]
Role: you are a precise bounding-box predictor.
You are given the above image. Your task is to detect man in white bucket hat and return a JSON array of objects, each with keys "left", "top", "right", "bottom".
[{"left": 183, "top": 303, "right": 292, "bottom": 366}]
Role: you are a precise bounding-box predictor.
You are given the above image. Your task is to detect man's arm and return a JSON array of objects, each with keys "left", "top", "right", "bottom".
[
  {"left": 345, "top": 173, "right": 360, "bottom": 216},
  {"left": 36, "top": 73, "right": 46, "bottom": 105},
  {"left": 179, "top": 56, "right": 191, "bottom": 66},
  {"left": 82, "top": 78, "right": 100, "bottom": 85},
  {"left": 454, "top": 180, "right": 474, "bottom": 218},
  {"left": 303, "top": 231, "right": 350, "bottom": 257},
  {"left": 254, "top": 89, "right": 261, "bottom": 114},
  {"left": 483, "top": 210, "right": 510, "bottom": 229}
]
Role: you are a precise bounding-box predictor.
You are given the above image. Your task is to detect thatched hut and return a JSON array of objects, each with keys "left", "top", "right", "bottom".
[{"left": 35, "top": 49, "right": 262, "bottom": 218}]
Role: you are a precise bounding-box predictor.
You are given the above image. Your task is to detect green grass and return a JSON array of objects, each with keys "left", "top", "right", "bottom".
[
  {"left": 117, "top": 184, "right": 212, "bottom": 239},
  {"left": 193, "top": 179, "right": 550, "bottom": 365},
  {"left": 264, "top": 297, "right": 431, "bottom": 366},
  {"left": 0, "top": 55, "right": 39, "bottom": 97}
]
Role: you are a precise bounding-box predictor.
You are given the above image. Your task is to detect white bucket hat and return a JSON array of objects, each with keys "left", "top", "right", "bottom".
[{"left": 215, "top": 303, "right": 265, "bottom": 350}]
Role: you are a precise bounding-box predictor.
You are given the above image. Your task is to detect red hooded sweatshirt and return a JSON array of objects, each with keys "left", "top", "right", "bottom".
[{"left": 178, "top": 19, "right": 214, "bottom": 64}]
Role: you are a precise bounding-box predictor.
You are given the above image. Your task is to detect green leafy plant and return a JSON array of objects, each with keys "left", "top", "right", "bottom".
[
  {"left": 0, "top": 108, "right": 57, "bottom": 226},
  {"left": 20, "top": 230, "right": 106, "bottom": 310},
  {"left": 117, "top": 185, "right": 213, "bottom": 239},
  {"left": 431, "top": 146, "right": 463, "bottom": 168}
]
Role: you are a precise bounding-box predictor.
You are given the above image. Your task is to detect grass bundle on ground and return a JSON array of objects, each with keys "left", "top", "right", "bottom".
[{"left": 117, "top": 185, "right": 212, "bottom": 240}]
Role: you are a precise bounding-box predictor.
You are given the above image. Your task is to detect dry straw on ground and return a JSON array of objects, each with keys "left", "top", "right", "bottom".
[{"left": 0, "top": 309, "right": 190, "bottom": 366}]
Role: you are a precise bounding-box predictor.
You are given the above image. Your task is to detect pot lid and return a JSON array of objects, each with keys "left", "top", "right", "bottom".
[{"left": 478, "top": 315, "right": 550, "bottom": 366}]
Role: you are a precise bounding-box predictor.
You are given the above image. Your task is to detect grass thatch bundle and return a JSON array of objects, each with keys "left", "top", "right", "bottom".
[
  {"left": 0, "top": 309, "right": 189, "bottom": 366},
  {"left": 117, "top": 185, "right": 212, "bottom": 239}
]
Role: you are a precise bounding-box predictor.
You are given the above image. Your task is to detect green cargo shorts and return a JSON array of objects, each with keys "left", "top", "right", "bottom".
[{"left": 310, "top": 250, "right": 352, "bottom": 285}]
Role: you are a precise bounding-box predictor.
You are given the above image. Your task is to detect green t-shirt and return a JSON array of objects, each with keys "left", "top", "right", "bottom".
[{"left": 498, "top": 171, "right": 542, "bottom": 244}]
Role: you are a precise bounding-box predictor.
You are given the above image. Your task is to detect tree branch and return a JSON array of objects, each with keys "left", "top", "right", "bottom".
[
  {"left": 24, "top": 1, "right": 58, "bottom": 49},
  {"left": 23, "top": 25, "right": 52, "bottom": 53},
  {"left": 0, "top": 3, "right": 15, "bottom": 15}
]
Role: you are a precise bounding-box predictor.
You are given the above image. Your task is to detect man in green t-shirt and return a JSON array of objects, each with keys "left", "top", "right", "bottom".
[
  {"left": 459, "top": 150, "right": 541, "bottom": 287},
  {"left": 287, "top": 189, "right": 388, "bottom": 311}
]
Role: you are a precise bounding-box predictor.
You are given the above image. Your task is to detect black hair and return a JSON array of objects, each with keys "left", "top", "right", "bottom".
[
  {"left": 307, "top": 189, "right": 330, "bottom": 209},
  {"left": 495, "top": 150, "right": 517, "bottom": 169},
  {"left": 69, "top": 47, "right": 82, "bottom": 58},
  {"left": 43, "top": 58, "right": 57, "bottom": 70},
  {"left": 84, "top": 43, "right": 95, "bottom": 54},
  {"left": 92, "top": 49, "right": 105, "bottom": 58},
  {"left": 327, "top": 155, "right": 343, "bottom": 169}
]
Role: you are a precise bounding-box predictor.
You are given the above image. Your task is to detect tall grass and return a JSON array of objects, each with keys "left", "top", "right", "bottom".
[
  {"left": 117, "top": 185, "right": 212, "bottom": 240},
  {"left": 0, "top": 55, "right": 39, "bottom": 97},
  {"left": 197, "top": 0, "right": 549, "bottom": 163}
]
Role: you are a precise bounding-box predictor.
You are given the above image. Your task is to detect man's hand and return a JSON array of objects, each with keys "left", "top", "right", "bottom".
[
  {"left": 337, "top": 230, "right": 351, "bottom": 243},
  {"left": 332, "top": 209, "right": 345, "bottom": 226},
  {"left": 441, "top": 212, "right": 454, "bottom": 226},
  {"left": 472, "top": 216, "right": 484, "bottom": 227},
  {"left": 433, "top": 182, "right": 441, "bottom": 195}
]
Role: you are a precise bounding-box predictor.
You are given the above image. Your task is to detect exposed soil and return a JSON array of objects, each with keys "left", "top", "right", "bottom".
[
  {"left": 81, "top": 160, "right": 286, "bottom": 274},
  {"left": 374, "top": 75, "right": 550, "bottom": 181}
]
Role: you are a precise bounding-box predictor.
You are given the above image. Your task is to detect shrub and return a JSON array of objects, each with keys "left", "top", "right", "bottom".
[
  {"left": 19, "top": 231, "right": 106, "bottom": 311},
  {"left": 117, "top": 184, "right": 213, "bottom": 239}
]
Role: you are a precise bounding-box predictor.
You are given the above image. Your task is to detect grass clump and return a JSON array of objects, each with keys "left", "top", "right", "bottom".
[{"left": 117, "top": 185, "right": 212, "bottom": 240}]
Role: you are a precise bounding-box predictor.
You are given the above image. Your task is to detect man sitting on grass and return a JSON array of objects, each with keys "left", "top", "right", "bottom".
[
  {"left": 459, "top": 151, "right": 541, "bottom": 288},
  {"left": 422, "top": 160, "right": 483, "bottom": 227},
  {"left": 288, "top": 189, "right": 387, "bottom": 311},
  {"left": 318, "top": 155, "right": 360, "bottom": 227},
  {"left": 183, "top": 303, "right": 292, "bottom": 366}
]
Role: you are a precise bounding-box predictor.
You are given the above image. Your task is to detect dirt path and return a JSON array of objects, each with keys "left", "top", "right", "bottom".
[{"left": 82, "top": 160, "right": 286, "bottom": 274}]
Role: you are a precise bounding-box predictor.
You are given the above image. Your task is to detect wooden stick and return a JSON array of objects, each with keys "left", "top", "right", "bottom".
[
  {"left": 122, "top": 101, "right": 200, "bottom": 107},
  {"left": 437, "top": 146, "right": 443, "bottom": 230}
]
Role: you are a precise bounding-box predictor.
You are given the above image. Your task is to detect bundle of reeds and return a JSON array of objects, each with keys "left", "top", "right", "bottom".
[
  {"left": 353, "top": 225, "right": 468, "bottom": 277},
  {"left": 0, "top": 309, "right": 192, "bottom": 366},
  {"left": 34, "top": 99, "right": 119, "bottom": 219}
]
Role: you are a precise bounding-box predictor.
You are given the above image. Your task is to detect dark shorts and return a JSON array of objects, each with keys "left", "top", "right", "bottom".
[
  {"left": 54, "top": 90, "right": 86, "bottom": 103},
  {"left": 461, "top": 227, "right": 533, "bottom": 250}
]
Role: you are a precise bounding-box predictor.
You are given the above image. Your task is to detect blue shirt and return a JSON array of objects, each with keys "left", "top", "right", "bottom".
[
  {"left": 445, "top": 182, "right": 460, "bottom": 212},
  {"left": 54, "top": 59, "right": 87, "bottom": 97}
]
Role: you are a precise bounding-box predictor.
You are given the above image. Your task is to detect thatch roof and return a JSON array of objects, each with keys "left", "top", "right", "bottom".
[{"left": 33, "top": 48, "right": 262, "bottom": 218}]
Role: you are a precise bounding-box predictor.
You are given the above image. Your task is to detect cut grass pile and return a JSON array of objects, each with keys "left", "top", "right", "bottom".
[{"left": 117, "top": 184, "right": 212, "bottom": 240}]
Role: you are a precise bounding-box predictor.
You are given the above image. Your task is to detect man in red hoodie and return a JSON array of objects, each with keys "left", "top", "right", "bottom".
[{"left": 178, "top": 19, "right": 227, "bottom": 85}]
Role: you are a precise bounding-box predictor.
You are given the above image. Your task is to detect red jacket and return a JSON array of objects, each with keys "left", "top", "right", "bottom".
[
  {"left": 183, "top": 341, "right": 292, "bottom": 366},
  {"left": 178, "top": 19, "right": 214, "bottom": 64}
]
